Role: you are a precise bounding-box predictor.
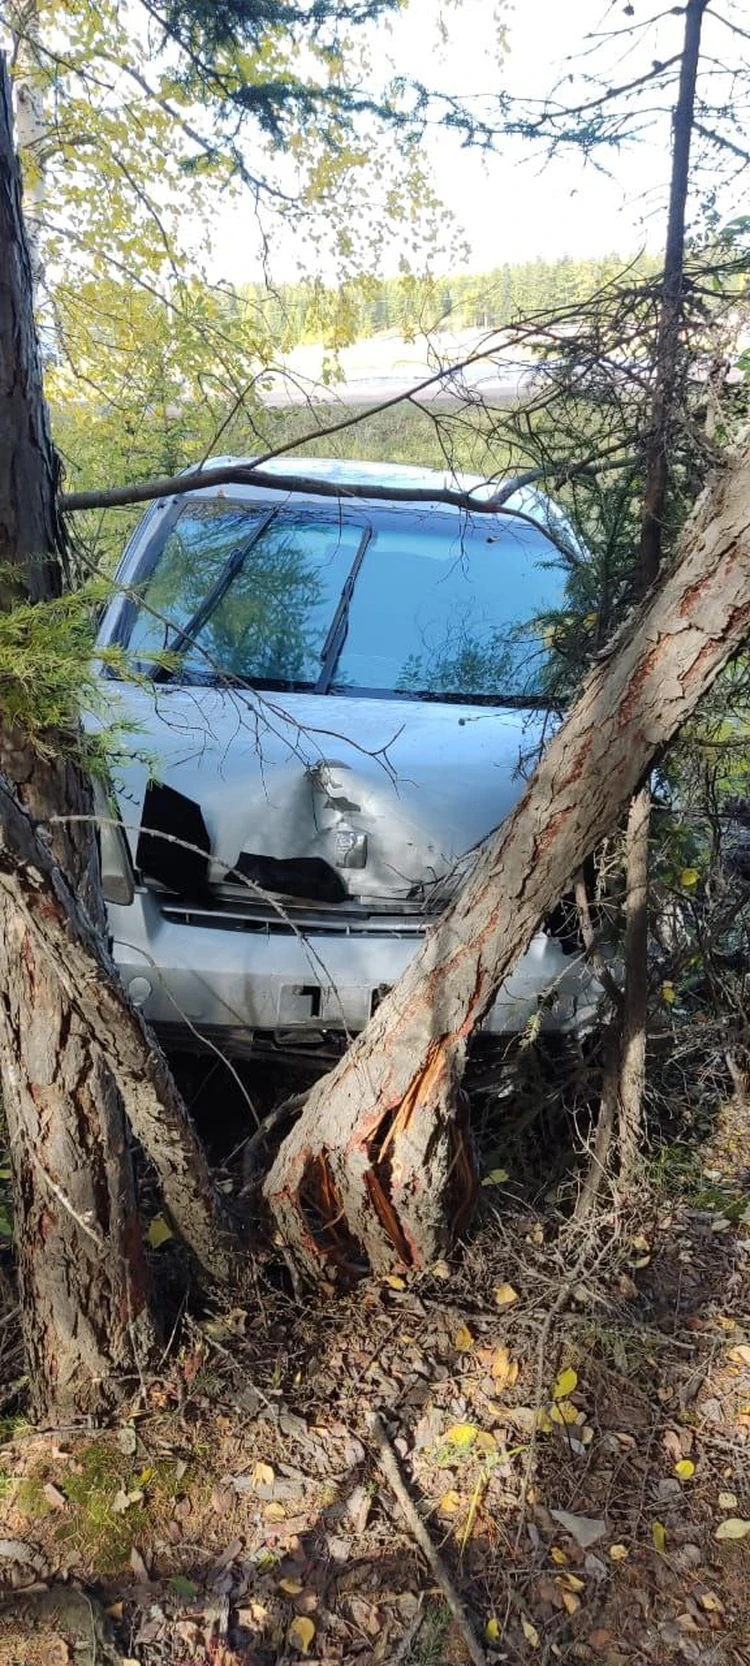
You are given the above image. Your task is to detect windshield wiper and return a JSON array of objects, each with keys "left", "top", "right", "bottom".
[
  {"left": 315, "top": 526, "right": 372, "bottom": 694},
  {"left": 152, "top": 508, "right": 277, "bottom": 683}
]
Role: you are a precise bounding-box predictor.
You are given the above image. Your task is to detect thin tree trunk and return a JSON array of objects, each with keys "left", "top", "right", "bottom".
[
  {"left": 0, "top": 55, "right": 155, "bottom": 1417},
  {"left": 266, "top": 442, "right": 750, "bottom": 1275},
  {"left": 617, "top": 784, "right": 651, "bottom": 1182},
  {"left": 611, "top": 0, "right": 707, "bottom": 1188},
  {"left": 636, "top": 0, "right": 708, "bottom": 592}
]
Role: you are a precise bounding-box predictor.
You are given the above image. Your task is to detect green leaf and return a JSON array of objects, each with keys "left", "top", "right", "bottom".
[{"left": 169, "top": 1574, "right": 199, "bottom": 1598}]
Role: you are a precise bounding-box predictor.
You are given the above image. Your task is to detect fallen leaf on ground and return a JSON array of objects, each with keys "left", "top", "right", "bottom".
[
  {"left": 728, "top": 1345, "right": 750, "bottom": 1367},
  {"left": 718, "top": 1491, "right": 738, "bottom": 1509},
  {"left": 494, "top": 1283, "right": 519, "bottom": 1309},
  {"left": 653, "top": 1521, "right": 667, "bottom": 1553},
  {"left": 674, "top": 1459, "right": 695, "bottom": 1480},
  {"left": 491, "top": 1346, "right": 519, "bottom": 1388},
  {"left": 439, "top": 1490, "right": 462, "bottom": 1514},
  {"left": 715, "top": 1517, "right": 750, "bottom": 1540},
  {"left": 384, "top": 1274, "right": 406, "bottom": 1291},
  {"left": 521, "top": 1616, "right": 540, "bottom": 1646},
  {"left": 482, "top": 1168, "right": 509, "bottom": 1186},
  {"left": 550, "top": 1400, "right": 581, "bottom": 1426},
  {"left": 553, "top": 1367, "right": 578, "bottom": 1400},
  {"left": 609, "top": 1544, "right": 629, "bottom": 1562},
  {"left": 486, "top": 1616, "right": 502, "bottom": 1642},
  {"left": 288, "top": 1615, "right": 315, "bottom": 1654},
  {"left": 253, "top": 1461, "right": 275, "bottom": 1487},
  {"left": 550, "top": 1510, "right": 606, "bottom": 1549},
  {"left": 454, "top": 1324, "right": 474, "bottom": 1352}
]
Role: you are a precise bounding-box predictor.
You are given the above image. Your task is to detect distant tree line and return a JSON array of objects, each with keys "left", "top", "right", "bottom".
[{"left": 240, "top": 253, "right": 662, "bottom": 346}]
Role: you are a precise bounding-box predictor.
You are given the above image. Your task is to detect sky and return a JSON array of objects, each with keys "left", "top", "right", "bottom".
[{"left": 207, "top": 0, "right": 690, "bottom": 284}]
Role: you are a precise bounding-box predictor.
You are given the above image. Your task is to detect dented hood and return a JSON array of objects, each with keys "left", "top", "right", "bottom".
[{"left": 106, "top": 683, "right": 547, "bottom": 908}]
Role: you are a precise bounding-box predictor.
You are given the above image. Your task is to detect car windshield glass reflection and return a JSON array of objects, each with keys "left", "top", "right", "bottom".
[
  {"left": 330, "top": 508, "right": 569, "bottom": 699},
  {"left": 124, "top": 498, "right": 571, "bottom": 699},
  {"left": 126, "top": 501, "right": 363, "bottom": 684}
]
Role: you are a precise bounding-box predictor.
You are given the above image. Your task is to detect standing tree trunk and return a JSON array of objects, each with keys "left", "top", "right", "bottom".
[
  {"left": 266, "top": 442, "right": 750, "bottom": 1275},
  {"left": 0, "top": 55, "right": 155, "bottom": 1416},
  {"left": 614, "top": 0, "right": 709, "bottom": 1178}
]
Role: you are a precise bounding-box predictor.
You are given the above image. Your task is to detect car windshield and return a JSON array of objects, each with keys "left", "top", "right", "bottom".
[{"left": 120, "top": 496, "right": 572, "bottom": 702}]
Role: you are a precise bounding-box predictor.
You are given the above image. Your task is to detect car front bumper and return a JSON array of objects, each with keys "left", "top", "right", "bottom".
[{"left": 107, "top": 889, "right": 604, "bottom": 1049}]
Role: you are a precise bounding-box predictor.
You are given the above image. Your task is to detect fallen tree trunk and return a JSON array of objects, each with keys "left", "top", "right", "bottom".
[{"left": 265, "top": 443, "right": 750, "bottom": 1275}]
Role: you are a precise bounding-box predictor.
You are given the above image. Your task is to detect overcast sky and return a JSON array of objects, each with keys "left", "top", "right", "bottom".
[{"left": 207, "top": 0, "right": 746, "bottom": 283}]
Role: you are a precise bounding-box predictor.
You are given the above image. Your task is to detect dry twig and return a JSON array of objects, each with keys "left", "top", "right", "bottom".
[{"left": 366, "top": 1411, "right": 487, "bottom": 1666}]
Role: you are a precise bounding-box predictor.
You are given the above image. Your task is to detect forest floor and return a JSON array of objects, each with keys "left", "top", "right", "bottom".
[{"left": 0, "top": 1082, "right": 749, "bottom": 1666}]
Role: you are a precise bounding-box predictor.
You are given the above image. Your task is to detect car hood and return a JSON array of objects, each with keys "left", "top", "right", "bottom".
[{"left": 104, "top": 683, "right": 549, "bottom": 909}]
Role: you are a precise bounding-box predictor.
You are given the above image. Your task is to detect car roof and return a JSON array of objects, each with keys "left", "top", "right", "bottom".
[{"left": 187, "top": 453, "right": 563, "bottom": 528}]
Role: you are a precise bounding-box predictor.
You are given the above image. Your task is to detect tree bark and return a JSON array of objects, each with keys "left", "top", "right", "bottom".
[
  {"left": 266, "top": 443, "right": 750, "bottom": 1276},
  {"left": 0, "top": 48, "right": 242, "bottom": 1353},
  {"left": 0, "top": 53, "right": 156, "bottom": 1416}
]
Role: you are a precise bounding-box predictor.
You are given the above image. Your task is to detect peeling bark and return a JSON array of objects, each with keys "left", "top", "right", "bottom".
[{"left": 266, "top": 446, "right": 750, "bottom": 1274}]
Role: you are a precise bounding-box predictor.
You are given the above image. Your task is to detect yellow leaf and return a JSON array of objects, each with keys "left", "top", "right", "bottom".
[
  {"left": 699, "top": 1592, "right": 723, "bottom": 1612},
  {"left": 680, "top": 868, "right": 700, "bottom": 888},
  {"left": 147, "top": 1213, "right": 173, "bottom": 1248},
  {"left": 536, "top": 1407, "right": 554, "bottom": 1433},
  {"left": 254, "top": 1461, "right": 275, "bottom": 1487},
  {"left": 609, "top": 1543, "right": 629, "bottom": 1561},
  {"left": 631, "top": 1234, "right": 650, "bottom": 1253},
  {"left": 559, "top": 1573, "right": 585, "bottom": 1592},
  {"left": 521, "top": 1616, "right": 540, "bottom": 1647},
  {"left": 661, "top": 981, "right": 676, "bottom": 1005},
  {"left": 550, "top": 1545, "right": 567, "bottom": 1565},
  {"left": 384, "top": 1274, "right": 406, "bottom": 1291},
  {"left": 653, "top": 1521, "right": 667, "bottom": 1553},
  {"left": 278, "top": 1577, "right": 304, "bottom": 1595},
  {"left": 264, "top": 1501, "right": 286, "bottom": 1522},
  {"left": 550, "top": 1400, "right": 580, "bottom": 1426},
  {"left": 444, "top": 1422, "right": 478, "bottom": 1450},
  {"left": 482, "top": 1168, "right": 509, "bottom": 1186},
  {"left": 675, "top": 1459, "right": 695, "bottom": 1480},
  {"left": 454, "top": 1324, "right": 474, "bottom": 1352},
  {"left": 728, "top": 1345, "right": 750, "bottom": 1367},
  {"left": 714, "top": 1517, "right": 750, "bottom": 1540},
  {"left": 560, "top": 1589, "right": 580, "bottom": 1616},
  {"left": 476, "top": 1430, "right": 497, "bottom": 1453},
  {"left": 486, "top": 1616, "right": 502, "bottom": 1643},
  {"left": 288, "top": 1615, "right": 315, "bottom": 1654},
  {"left": 440, "top": 1489, "right": 462, "bottom": 1515},
  {"left": 718, "top": 1491, "right": 738, "bottom": 1509},
  {"left": 494, "top": 1283, "right": 519, "bottom": 1309},
  {"left": 491, "top": 1346, "right": 518, "bottom": 1388},
  {"left": 553, "top": 1367, "right": 578, "bottom": 1400}
]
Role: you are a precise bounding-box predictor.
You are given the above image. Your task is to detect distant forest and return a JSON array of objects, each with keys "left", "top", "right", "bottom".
[{"left": 240, "top": 253, "right": 661, "bottom": 347}]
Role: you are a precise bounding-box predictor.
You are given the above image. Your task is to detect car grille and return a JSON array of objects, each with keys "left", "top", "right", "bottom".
[{"left": 159, "top": 899, "right": 429, "bottom": 939}]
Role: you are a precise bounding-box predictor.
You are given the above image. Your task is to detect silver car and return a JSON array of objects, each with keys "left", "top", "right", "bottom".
[{"left": 94, "top": 456, "right": 600, "bottom": 1055}]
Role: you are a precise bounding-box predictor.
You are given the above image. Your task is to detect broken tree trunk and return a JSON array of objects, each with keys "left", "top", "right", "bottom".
[{"left": 266, "top": 443, "right": 750, "bottom": 1276}]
